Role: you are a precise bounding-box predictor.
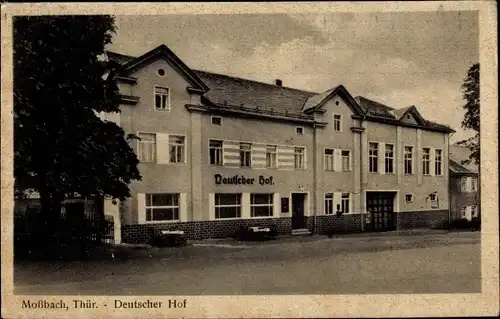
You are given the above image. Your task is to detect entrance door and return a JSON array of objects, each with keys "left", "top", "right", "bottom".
[
  {"left": 366, "top": 192, "right": 396, "bottom": 231},
  {"left": 291, "top": 193, "right": 306, "bottom": 229}
]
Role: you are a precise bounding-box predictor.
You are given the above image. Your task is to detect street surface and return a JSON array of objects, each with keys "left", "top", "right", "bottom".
[{"left": 14, "top": 231, "right": 481, "bottom": 295}]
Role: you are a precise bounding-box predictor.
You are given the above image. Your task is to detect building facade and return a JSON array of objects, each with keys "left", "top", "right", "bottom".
[
  {"left": 449, "top": 145, "right": 479, "bottom": 221},
  {"left": 102, "top": 45, "right": 455, "bottom": 243}
]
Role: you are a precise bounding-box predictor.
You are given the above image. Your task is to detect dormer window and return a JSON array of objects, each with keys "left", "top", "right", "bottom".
[
  {"left": 154, "top": 86, "right": 170, "bottom": 111},
  {"left": 296, "top": 127, "right": 304, "bottom": 135},
  {"left": 211, "top": 116, "right": 222, "bottom": 126}
]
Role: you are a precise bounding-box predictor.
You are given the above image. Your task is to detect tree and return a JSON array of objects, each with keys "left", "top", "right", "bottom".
[
  {"left": 456, "top": 63, "right": 480, "bottom": 166},
  {"left": 13, "top": 16, "right": 141, "bottom": 252}
]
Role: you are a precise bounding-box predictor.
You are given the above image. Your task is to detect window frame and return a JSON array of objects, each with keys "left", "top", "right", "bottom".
[
  {"left": 435, "top": 149, "right": 443, "bottom": 176},
  {"left": 324, "top": 149, "right": 334, "bottom": 171},
  {"left": 404, "top": 146, "right": 413, "bottom": 175},
  {"left": 369, "top": 142, "right": 379, "bottom": 173},
  {"left": 214, "top": 193, "right": 242, "bottom": 219},
  {"left": 266, "top": 145, "right": 277, "bottom": 168},
  {"left": 137, "top": 132, "right": 157, "bottom": 163},
  {"left": 325, "top": 193, "right": 334, "bottom": 215},
  {"left": 239, "top": 142, "right": 252, "bottom": 167},
  {"left": 385, "top": 144, "right": 395, "bottom": 174},
  {"left": 168, "top": 135, "right": 186, "bottom": 164},
  {"left": 250, "top": 193, "right": 274, "bottom": 218},
  {"left": 294, "top": 147, "right": 306, "bottom": 169},
  {"left": 145, "top": 193, "right": 180, "bottom": 222},
  {"left": 341, "top": 150, "right": 351, "bottom": 172},
  {"left": 295, "top": 126, "right": 304, "bottom": 135},
  {"left": 209, "top": 139, "right": 223, "bottom": 166},
  {"left": 422, "top": 147, "right": 431, "bottom": 175},
  {"left": 153, "top": 85, "right": 170, "bottom": 111},
  {"left": 405, "top": 194, "right": 413, "bottom": 203},
  {"left": 471, "top": 177, "right": 478, "bottom": 192},
  {"left": 333, "top": 114, "right": 342, "bottom": 132},
  {"left": 341, "top": 193, "right": 350, "bottom": 214},
  {"left": 211, "top": 116, "right": 223, "bottom": 126},
  {"left": 461, "top": 176, "right": 468, "bottom": 192}
]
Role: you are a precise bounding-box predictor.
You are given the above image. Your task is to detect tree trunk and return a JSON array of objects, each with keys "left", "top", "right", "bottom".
[{"left": 39, "top": 188, "right": 64, "bottom": 258}]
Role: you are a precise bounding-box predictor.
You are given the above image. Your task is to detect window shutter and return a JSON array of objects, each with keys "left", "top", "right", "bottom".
[
  {"left": 429, "top": 148, "right": 435, "bottom": 176},
  {"left": 333, "top": 149, "right": 342, "bottom": 172},
  {"left": 156, "top": 133, "right": 170, "bottom": 164},
  {"left": 179, "top": 193, "right": 188, "bottom": 222},
  {"left": 208, "top": 193, "right": 215, "bottom": 220},
  {"left": 137, "top": 193, "right": 146, "bottom": 224},
  {"left": 339, "top": 115, "right": 343, "bottom": 132},
  {"left": 379, "top": 143, "right": 385, "bottom": 174}
]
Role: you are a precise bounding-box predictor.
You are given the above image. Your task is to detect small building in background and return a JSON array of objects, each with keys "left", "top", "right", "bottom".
[{"left": 449, "top": 145, "right": 479, "bottom": 221}]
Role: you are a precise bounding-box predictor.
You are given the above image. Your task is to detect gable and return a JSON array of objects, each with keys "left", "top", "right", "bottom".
[
  {"left": 302, "top": 85, "right": 364, "bottom": 116},
  {"left": 400, "top": 112, "right": 419, "bottom": 125}
]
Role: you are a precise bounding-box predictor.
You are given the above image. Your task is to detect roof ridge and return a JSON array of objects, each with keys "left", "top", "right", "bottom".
[
  {"left": 193, "top": 69, "right": 319, "bottom": 95},
  {"left": 354, "top": 95, "right": 395, "bottom": 110},
  {"left": 105, "top": 50, "right": 136, "bottom": 59}
]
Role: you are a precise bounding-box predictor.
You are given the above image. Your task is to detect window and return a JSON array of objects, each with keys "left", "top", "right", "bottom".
[
  {"left": 404, "top": 146, "right": 413, "bottom": 175},
  {"left": 239, "top": 143, "right": 252, "bottom": 167},
  {"left": 471, "top": 177, "right": 478, "bottom": 192},
  {"left": 137, "top": 133, "right": 156, "bottom": 163},
  {"left": 342, "top": 150, "right": 351, "bottom": 171},
  {"left": 325, "top": 193, "right": 333, "bottom": 215},
  {"left": 435, "top": 149, "right": 443, "bottom": 175},
  {"left": 209, "top": 140, "right": 223, "bottom": 165},
  {"left": 471, "top": 205, "right": 478, "bottom": 218},
  {"left": 266, "top": 145, "right": 277, "bottom": 168},
  {"left": 333, "top": 114, "right": 342, "bottom": 132},
  {"left": 211, "top": 116, "right": 222, "bottom": 126},
  {"left": 154, "top": 86, "right": 170, "bottom": 110},
  {"left": 169, "top": 135, "right": 185, "bottom": 164},
  {"left": 214, "top": 193, "right": 241, "bottom": 219},
  {"left": 422, "top": 148, "right": 430, "bottom": 175},
  {"left": 324, "top": 149, "right": 334, "bottom": 171},
  {"left": 250, "top": 193, "right": 274, "bottom": 217},
  {"left": 429, "top": 193, "right": 438, "bottom": 208},
  {"left": 369, "top": 143, "right": 378, "bottom": 173},
  {"left": 145, "top": 193, "right": 179, "bottom": 222},
  {"left": 461, "top": 176, "right": 468, "bottom": 192},
  {"left": 157, "top": 68, "right": 166, "bottom": 77},
  {"left": 341, "top": 193, "right": 350, "bottom": 214},
  {"left": 461, "top": 206, "right": 468, "bottom": 219},
  {"left": 385, "top": 144, "right": 394, "bottom": 174},
  {"left": 429, "top": 193, "right": 437, "bottom": 201},
  {"left": 296, "top": 127, "right": 304, "bottom": 135},
  {"left": 294, "top": 147, "right": 305, "bottom": 169},
  {"left": 405, "top": 194, "right": 413, "bottom": 203}
]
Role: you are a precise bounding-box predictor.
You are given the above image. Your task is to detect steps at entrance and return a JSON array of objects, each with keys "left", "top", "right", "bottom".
[{"left": 291, "top": 229, "right": 312, "bottom": 236}]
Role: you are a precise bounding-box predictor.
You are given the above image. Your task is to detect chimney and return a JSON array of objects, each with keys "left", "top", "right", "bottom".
[{"left": 275, "top": 79, "right": 283, "bottom": 87}]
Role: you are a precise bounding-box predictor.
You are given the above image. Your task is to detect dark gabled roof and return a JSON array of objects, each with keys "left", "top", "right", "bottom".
[
  {"left": 449, "top": 144, "right": 479, "bottom": 173},
  {"left": 449, "top": 159, "right": 476, "bottom": 174},
  {"left": 192, "top": 70, "right": 317, "bottom": 114},
  {"left": 105, "top": 51, "right": 135, "bottom": 65},
  {"left": 354, "top": 96, "right": 396, "bottom": 118},
  {"left": 302, "top": 86, "right": 365, "bottom": 115}
]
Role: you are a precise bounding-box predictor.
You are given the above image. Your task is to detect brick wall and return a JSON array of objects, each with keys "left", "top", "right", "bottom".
[
  {"left": 397, "top": 210, "right": 449, "bottom": 230},
  {"left": 305, "top": 215, "right": 363, "bottom": 234}
]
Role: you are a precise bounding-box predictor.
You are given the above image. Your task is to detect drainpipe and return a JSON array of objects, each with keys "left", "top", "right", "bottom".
[
  {"left": 447, "top": 132, "right": 454, "bottom": 228},
  {"left": 312, "top": 122, "right": 318, "bottom": 234},
  {"left": 359, "top": 115, "right": 366, "bottom": 232}
]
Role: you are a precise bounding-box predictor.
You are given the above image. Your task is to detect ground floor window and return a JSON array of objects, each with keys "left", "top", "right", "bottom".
[
  {"left": 146, "top": 193, "right": 179, "bottom": 221},
  {"left": 341, "top": 193, "right": 350, "bottom": 214},
  {"left": 325, "top": 193, "right": 333, "bottom": 215},
  {"left": 251, "top": 193, "right": 274, "bottom": 217},
  {"left": 215, "top": 193, "right": 241, "bottom": 219}
]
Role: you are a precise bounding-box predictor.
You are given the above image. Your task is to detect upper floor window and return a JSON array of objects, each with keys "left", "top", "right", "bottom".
[
  {"left": 471, "top": 205, "right": 478, "bottom": 218},
  {"left": 137, "top": 132, "right": 156, "bottom": 163},
  {"left": 266, "top": 145, "right": 277, "bottom": 168},
  {"left": 324, "top": 149, "right": 334, "bottom": 171},
  {"left": 239, "top": 143, "right": 252, "bottom": 167},
  {"left": 145, "top": 193, "right": 179, "bottom": 222},
  {"left": 296, "top": 126, "right": 304, "bottom": 135},
  {"left": 435, "top": 149, "right": 443, "bottom": 176},
  {"left": 460, "top": 206, "right": 468, "bottom": 219},
  {"left": 211, "top": 116, "right": 222, "bottom": 126},
  {"left": 461, "top": 176, "right": 468, "bottom": 192},
  {"left": 333, "top": 114, "right": 342, "bottom": 132},
  {"left": 169, "top": 135, "right": 185, "bottom": 164},
  {"left": 209, "top": 140, "right": 223, "bottom": 166},
  {"left": 294, "top": 147, "right": 305, "bottom": 169},
  {"left": 385, "top": 144, "right": 394, "bottom": 174},
  {"left": 250, "top": 193, "right": 274, "bottom": 217},
  {"left": 154, "top": 86, "right": 170, "bottom": 111},
  {"left": 404, "top": 146, "right": 413, "bottom": 175},
  {"left": 422, "top": 148, "right": 430, "bottom": 175},
  {"left": 471, "top": 177, "right": 478, "bottom": 192},
  {"left": 341, "top": 150, "right": 351, "bottom": 171},
  {"left": 369, "top": 143, "right": 378, "bottom": 173}
]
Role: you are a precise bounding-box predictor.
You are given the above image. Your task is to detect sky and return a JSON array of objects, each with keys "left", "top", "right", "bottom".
[{"left": 107, "top": 11, "right": 479, "bottom": 143}]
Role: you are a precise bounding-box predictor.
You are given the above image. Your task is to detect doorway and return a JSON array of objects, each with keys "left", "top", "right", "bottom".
[
  {"left": 291, "top": 193, "right": 306, "bottom": 229},
  {"left": 366, "top": 192, "right": 396, "bottom": 231}
]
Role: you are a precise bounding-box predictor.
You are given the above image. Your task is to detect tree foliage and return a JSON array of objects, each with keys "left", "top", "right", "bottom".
[
  {"left": 13, "top": 16, "right": 141, "bottom": 219},
  {"left": 456, "top": 63, "right": 480, "bottom": 166}
]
